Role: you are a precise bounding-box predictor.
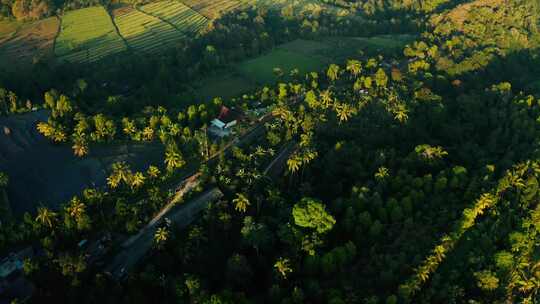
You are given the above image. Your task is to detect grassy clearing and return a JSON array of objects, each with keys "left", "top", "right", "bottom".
[
  {"left": 181, "top": 0, "right": 242, "bottom": 19},
  {"left": 277, "top": 39, "right": 330, "bottom": 56},
  {"left": 321, "top": 34, "right": 416, "bottom": 59},
  {"left": 236, "top": 48, "right": 327, "bottom": 84},
  {"left": 353, "top": 34, "right": 417, "bottom": 50},
  {"left": 114, "top": 7, "right": 185, "bottom": 54},
  {"left": 0, "top": 17, "right": 59, "bottom": 69},
  {"left": 196, "top": 73, "right": 256, "bottom": 102},
  {"left": 55, "top": 6, "right": 126, "bottom": 63},
  {"left": 140, "top": 1, "right": 208, "bottom": 34}
]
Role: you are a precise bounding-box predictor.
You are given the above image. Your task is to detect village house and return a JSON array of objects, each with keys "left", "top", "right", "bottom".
[{"left": 209, "top": 106, "right": 244, "bottom": 138}]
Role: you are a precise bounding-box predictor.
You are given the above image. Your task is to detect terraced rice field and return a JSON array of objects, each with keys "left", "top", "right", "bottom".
[
  {"left": 181, "top": 0, "right": 242, "bottom": 19},
  {"left": 0, "top": 20, "right": 22, "bottom": 43},
  {"left": 0, "top": 17, "right": 59, "bottom": 70},
  {"left": 140, "top": 1, "right": 208, "bottom": 34},
  {"left": 114, "top": 6, "right": 185, "bottom": 54},
  {"left": 55, "top": 6, "right": 127, "bottom": 63}
]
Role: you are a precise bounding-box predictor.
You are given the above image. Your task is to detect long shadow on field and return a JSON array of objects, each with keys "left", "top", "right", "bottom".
[{"left": 0, "top": 110, "right": 163, "bottom": 217}]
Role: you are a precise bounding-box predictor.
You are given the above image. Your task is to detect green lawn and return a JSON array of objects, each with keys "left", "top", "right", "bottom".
[
  {"left": 55, "top": 6, "right": 127, "bottom": 63},
  {"left": 236, "top": 48, "right": 327, "bottom": 84}
]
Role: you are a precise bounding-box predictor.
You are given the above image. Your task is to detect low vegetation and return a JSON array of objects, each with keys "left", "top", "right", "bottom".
[{"left": 55, "top": 6, "right": 126, "bottom": 63}]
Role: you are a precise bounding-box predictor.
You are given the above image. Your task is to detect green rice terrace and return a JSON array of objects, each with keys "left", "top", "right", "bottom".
[{"left": 0, "top": 0, "right": 351, "bottom": 69}]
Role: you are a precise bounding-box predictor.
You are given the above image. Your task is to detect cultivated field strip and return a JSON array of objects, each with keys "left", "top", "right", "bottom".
[
  {"left": 181, "top": 0, "right": 242, "bottom": 19},
  {"left": 114, "top": 7, "right": 185, "bottom": 54},
  {"left": 140, "top": 1, "right": 208, "bottom": 34},
  {"left": 0, "top": 17, "right": 59, "bottom": 69},
  {"left": 55, "top": 6, "right": 127, "bottom": 63}
]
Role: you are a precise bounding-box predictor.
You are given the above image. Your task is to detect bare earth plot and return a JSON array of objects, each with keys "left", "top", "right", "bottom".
[
  {"left": 55, "top": 6, "right": 127, "bottom": 64},
  {"left": 181, "top": 0, "right": 242, "bottom": 19},
  {"left": 0, "top": 17, "right": 59, "bottom": 70},
  {"left": 140, "top": 1, "right": 208, "bottom": 34},
  {"left": 0, "top": 110, "right": 164, "bottom": 217},
  {"left": 113, "top": 6, "right": 185, "bottom": 54}
]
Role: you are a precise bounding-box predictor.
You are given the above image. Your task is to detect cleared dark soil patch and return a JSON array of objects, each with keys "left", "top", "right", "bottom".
[{"left": 0, "top": 111, "right": 163, "bottom": 217}]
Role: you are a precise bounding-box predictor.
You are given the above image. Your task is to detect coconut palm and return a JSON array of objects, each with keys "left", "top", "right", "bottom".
[
  {"left": 66, "top": 197, "right": 86, "bottom": 219},
  {"left": 131, "top": 172, "right": 145, "bottom": 188},
  {"left": 346, "top": 59, "right": 362, "bottom": 78},
  {"left": 326, "top": 64, "right": 340, "bottom": 82},
  {"left": 164, "top": 146, "right": 185, "bottom": 172},
  {"left": 233, "top": 193, "right": 250, "bottom": 213},
  {"left": 154, "top": 227, "right": 169, "bottom": 247},
  {"left": 36, "top": 207, "right": 57, "bottom": 229},
  {"left": 274, "top": 257, "right": 292, "bottom": 279}
]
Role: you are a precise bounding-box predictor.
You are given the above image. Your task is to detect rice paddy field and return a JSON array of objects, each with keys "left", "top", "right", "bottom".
[
  {"left": 114, "top": 6, "right": 185, "bottom": 54},
  {"left": 140, "top": 1, "right": 208, "bottom": 34},
  {"left": 0, "top": 0, "right": 358, "bottom": 68},
  {"left": 0, "top": 20, "right": 22, "bottom": 43},
  {"left": 180, "top": 0, "right": 242, "bottom": 19},
  {"left": 0, "top": 17, "right": 59, "bottom": 70},
  {"left": 55, "top": 6, "right": 127, "bottom": 63}
]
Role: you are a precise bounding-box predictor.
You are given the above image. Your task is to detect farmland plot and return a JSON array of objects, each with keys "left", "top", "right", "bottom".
[
  {"left": 181, "top": 0, "right": 242, "bottom": 19},
  {"left": 0, "top": 20, "right": 22, "bottom": 43},
  {"left": 114, "top": 7, "right": 185, "bottom": 54},
  {"left": 55, "top": 6, "right": 127, "bottom": 63},
  {"left": 140, "top": 1, "right": 208, "bottom": 34},
  {"left": 0, "top": 17, "right": 59, "bottom": 69}
]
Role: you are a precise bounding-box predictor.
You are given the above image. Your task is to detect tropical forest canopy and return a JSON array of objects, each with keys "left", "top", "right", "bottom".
[{"left": 1, "top": 0, "right": 540, "bottom": 303}]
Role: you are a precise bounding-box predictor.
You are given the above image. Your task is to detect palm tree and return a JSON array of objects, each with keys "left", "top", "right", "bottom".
[
  {"left": 287, "top": 155, "right": 302, "bottom": 173},
  {"left": 320, "top": 90, "right": 333, "bottom": 109},
  {"left": 131, "top": 172, "right": 145, "bottom": 188},
  {"left": 335, "top": 103, "right": 356, "bottom": 123},
  {"left": 233, "top": 193, "right": 250, "bottom": 213},
  {"left": 154, "top": 227, "right": 169, "bottom": 248},
  {"left": 142, "top": 127, "right": 154, "bottom": 141},
  {"left": 66, "top": 197, "right": 85, "bottom": 219},
  {"left": 147, "top": 165, "right": 161, "bottom": 179},
  {"left": 327, "top": 64, "right": 340, "bottom": 82},
  {"left": 346, "top": 59, "right": 362, "bottom": 78},
  {"left": 72, "top": 135, "right": 88, "bottom": 157},
  {"left": 274, "top": 257, "right": 292, "bottom": 279},
  {"left": 36, "top": 207, "right": 57, "bottom": 229},
  {"left": 164, "top": 149, "right": 185, "bottom": 172}
]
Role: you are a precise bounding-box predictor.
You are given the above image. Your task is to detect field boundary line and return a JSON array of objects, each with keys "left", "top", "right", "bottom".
[
  {"left": 134, "top": 4, "right": 191, "bottom": 36},
  {"left": 177, "top": 0, "right": 212, "bottom": 20},
  {"left": 106, "top": 6, "right": 132, "bottom": 52},
  {"left": 52, "top": 15, "right": 62, "bottom": 57}
]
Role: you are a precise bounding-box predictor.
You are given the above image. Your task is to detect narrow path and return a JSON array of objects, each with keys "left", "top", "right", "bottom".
[
  {"left": 51, "top": 15, "right": 62, "bottom": 57},
  {"left": 177, "top": 1, "right": 212, "bottom": 20},
  {"left": 134, "top": 5, "right": 191, "bottom": 36},
  {"left": 105, "top": 6, "right": 131, "bottom": 52}
]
